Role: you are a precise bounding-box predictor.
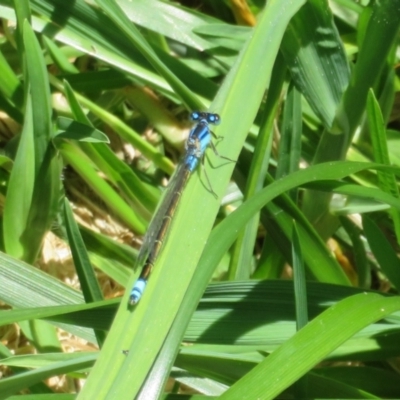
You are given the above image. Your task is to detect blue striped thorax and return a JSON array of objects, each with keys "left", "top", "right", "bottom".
[{"left": 184, "top": 112, "right": 220, "bottom": 172}]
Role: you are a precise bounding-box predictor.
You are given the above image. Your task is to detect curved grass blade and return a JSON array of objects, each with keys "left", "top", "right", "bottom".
[
  {"left": 78, "top": 1, "right": 308, "bottom": 398},
  {"left": 219, "top": 292, "right": 400, "bottom": 399}
]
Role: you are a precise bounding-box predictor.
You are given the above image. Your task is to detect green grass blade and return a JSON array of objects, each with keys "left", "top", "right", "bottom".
[
  {"left": 95, "top": 0, "right": 202, "bottom": 111},
  {"left": 3, "top": 96, "right": 35, "bottom": 259},
  {"left": 281, "top": 0, "right": 350, "bottom": 128},
  {"left": 363, "top": 215, "right": 400, "bottom": 291},
  {"left": 292, "top": 223, "right": 309, "bottom": 330},
  {"left": 134, "top": 162, "right": 377, "bottom": 398},
  {"left": 63, "top": 198, "right": 107, "bottom": 344},
  {"left": 53, "top": 75, "right": 175, "bottom": 174},
  {"left": 292, "top": 222, "right": 309, "bottom": 397},
  {"left": 0, "top": 300, "right": 116, "bottom": 328},
  {"left": 219, "top": 292, "right": 400, "bottom": 399},
  {"left": 1, "top": 0, "right": 399, "bottom": 397},
  {"left": 262, "top": 196, "right": 349, "bottom": 284},
  {"left": 61, "top": 79, "right": 159, "bottom": 214},
  {"left": 336, "top": 0, "right": 400, "bottom": 139},
  {"left": 21, "top": 21, "right": 62, "bottom": 262},
  {"left": 58, "top": 141, "right": 147, "bottom": 234},
  {"left": 228, "top": 54, "right": 286, "bottom": 281},
  {"left": 302, "top": 0, "right": 400, "bottom": 235},
  {"left": 22, "top": 20, "right": 52, "bottom": 168},
  {"left": 306, "top": 180, "right": 400, "bottom": 212},
  {"left": 63, "top": 199, "right": 103, "bottom": 304},
  {"left": 0, "top": 353, "right": 96, "bottom": 400},
  {"left": 339, "top": 215, "right": 370, "bottom": 288},
  {"left": 0, "top": 250, "right": 96, "bottom": 343},
  {"left": 367, "top": 89, "right": 400, "bottom": 242},
  {"left": 55, "top": 117, "right": 109, "bottom": 143},
  {"left": 120, "top": 0, "right": 223, "bottom": 52},
  {"left": 314, "top": 366, "right": 400, "bottom": 398},
  {"left": 0, "top": 50, "right": 23, "bottom": 111},
  {"left": 77, "top": 1, "right": 308, "bottom": 398},
  {"left": 276, "top": 81, "right": 302, "bottom": 197}
]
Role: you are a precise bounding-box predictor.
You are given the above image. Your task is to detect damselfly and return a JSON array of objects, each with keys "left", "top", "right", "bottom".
[{"left": 129, "top": 111, "right": 225, "bottom": 306}]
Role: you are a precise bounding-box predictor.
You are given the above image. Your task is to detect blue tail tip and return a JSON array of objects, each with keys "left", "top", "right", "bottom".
[{"left": 128, "top": 279, "right": 146, "bottom": 306}]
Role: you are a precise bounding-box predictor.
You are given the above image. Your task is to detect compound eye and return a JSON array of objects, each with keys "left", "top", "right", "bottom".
[
  {"left": 190, "top": 111, "right": 200, "bottom": 121},
  {"left": 208, "top": 113, "right": 221, "bottom": 125}
]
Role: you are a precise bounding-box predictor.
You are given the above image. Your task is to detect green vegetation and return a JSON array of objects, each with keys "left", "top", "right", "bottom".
[{"left": 0, "top": 0, "right": 400, "bottom": 399}]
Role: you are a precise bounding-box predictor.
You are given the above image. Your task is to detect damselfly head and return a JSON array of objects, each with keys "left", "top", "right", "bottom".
[{"left": 190, "top": 111, "right": 221, "bottom": 125}]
